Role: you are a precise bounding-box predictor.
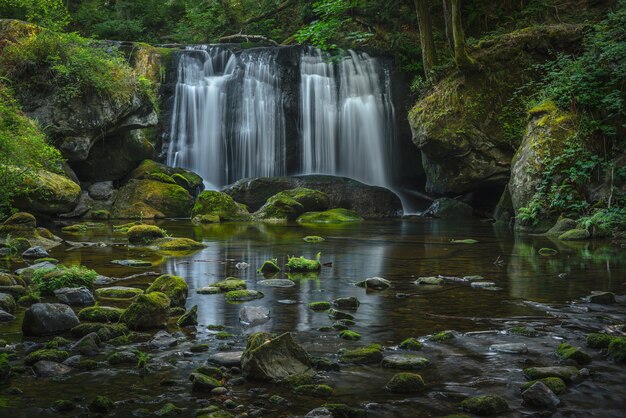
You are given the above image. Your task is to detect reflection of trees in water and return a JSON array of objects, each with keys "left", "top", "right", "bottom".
[{"left": 507, "top": 235, "right": 624, "bottom": 302}]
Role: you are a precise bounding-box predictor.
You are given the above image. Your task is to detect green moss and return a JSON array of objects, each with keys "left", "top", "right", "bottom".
[
  {"left": 286, "top": 253, "right": 321, "bottom": 272},
  {"left": 107, "top": 335, "right": 130, "bottom": 346},
  {"left": 152, "top": 237, "right": 206, "bottom": 252},
  {"left": 120, "top": 292, "right": 171, "bottom": 330},
  {"left": 461, "top": 395, "right": 509, "bottom": 415},
  {"left": 607, "top": 337, "right": 626, "bottom": 363},
  {"left": 521, "top": 377, "right": 566, "bottom": 394},
  {"left": 78, "top": 306, "right": 125, "bottom": 323},
  {"left": 308, "top": 301, "right": 331, "bottom": 311},
  {"left": 303, "top": 236, "right": 325, "bottom": 242},
  {"left": 61, "top": 222, "right": 106, "bottom": 233},
  {"left": 215, "top": 332, "right": 233, "bottom": 340},
  {"left": 192, "top": 191, "right": 251, "bottom": 221},
  {"left": 586, "top": 333, "right": 614, "bottom": 349},
  {"left": 529, "top": 100, "right": 558, "bottom": 115},
  {"left": 127, "top": 224, "right": 166, "bottom": 244},
  {"left": 294, "top": 384, "right": 333, "bottom": 398},
  {"left": 89, "top": 396, "right": 114, "bottom": 413},
  {"left": 210, "top": 278, "right": 247, "bottom": 292},
  {"left": 112, "top": 179, "right": 194, "bottom": 219},
  {"left": 207, "top": 324, "right": 226, "bottom": 331},
  {"left": 297, "top": 208, "right": 363, "bottom": 224},
  {"left": 523, "top": 366, "right": 580, "bottom": 382},
  {"left": 31, "top": 265, "right": 97, "bottom": 295},
  {"left": 510, "top": 326, "right": 540, "bottom": 337},
  {"left": 24, "top": 349, "right": 69, "bottom": 365},
  {"left": 89, "top": 210, "right": 111, "bottom": 220},
  {"left": 399, "top": 337, "right": 423, "bottom": 351},
  {"left": 386, "top": 373, "right": 425, "bottom": 393},
  {"left": 224, "top": 289, "right": 263, "bottom": 302},
  {"left": 95, "top": 286, "right": 143, "bottom": 300},
  {"left": 43, "top": 337, "right": 71, "bottom": 349},
  {"left": 146, "top": 274, "right": 188, "bottom": 307},
  {"left": 71, "top": 323, "right": 128, "bottom": 341},
  {"left": 17, "top": 291, "right": 41, "bottom": 306},
  {"left": 192, "top": 214, "right": 221, "bottom": 224},
  {"left": 558, "top": 228, "right": 590, "bottom": 241},
  {"left": 255, "top": 188, "right": 329, "bottom": 220},
  {"left": 338, "top": 330, "right": 361, "bottom": 341},
  {"left": 189, "top": 372, "right": 222, "bottom": 392},
  {"left": 430, "top": 331, "right": 455, "bottom": 342},
  {"left": 33, "top": 257, "right": 58, "bottom": 264},
  {"left": 339, "top": 344, "right": 383, "bottom": 364},
  {"left": 557, "top": 343, "right": 592, "bottom": 365},
  {"left": 257, "top": 259, "right": 281, "bottom": 274}
]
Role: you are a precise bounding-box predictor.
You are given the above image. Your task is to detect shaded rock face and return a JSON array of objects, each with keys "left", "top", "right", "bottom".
[
  {"left": 22, "top": 303, "right": 80, "bottom": 336},
  {"left": 241, "top": 332, "right": 311, "bottom": 381},
  {"left": 224, "top": 175, "right": 402, "bottom": 218},
  {"left": 409, "top": 25, "right": 583, "bottom": 196},
  {"left": 422, "top": 198, "right": 473, "bottom": 219}
]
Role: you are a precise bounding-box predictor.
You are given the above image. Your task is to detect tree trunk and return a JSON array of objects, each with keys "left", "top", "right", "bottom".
[
  {"left": 414, "top": 0, "right": 436, "bottom": 79},
  {"left": 451, "top": 0, "right": 474, "bottom": 70},
  {"left": 442, "top": 0, "right": 454, "bottom": 51}
]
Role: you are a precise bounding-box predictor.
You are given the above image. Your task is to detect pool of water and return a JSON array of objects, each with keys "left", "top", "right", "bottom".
[{"left": 1, "top": 219, "right": 624, "bottom": 416}]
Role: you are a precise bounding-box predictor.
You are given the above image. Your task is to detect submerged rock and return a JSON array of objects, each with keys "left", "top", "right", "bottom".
[
  {"left": 356, "top": 277, "right": 391, "bottom": 290},
  {"left": 522, "top": 381, "right": 560, "bottom": 409},
  {"left": 523, "top": 366, "right": 581, "bottom": 383},
  {"left": 461, "top": 395, "right": 509, "bottom": 415},
  {"left": 489, "top": 343, "right": 528, "bottom": 354},
  {"left": 386, "top": 373, "right": 425, "bottom": 393},
  {"left": 332, "top": 297, "right": 360, "bottom": 310},
  {"left": 587, "top": 291, "right": 616, "bottom": 305},
  {"left": 239, "top": 306, "right": 270, "bottom": 327},
  {"left": 22, "top": 303, "right": 80, "bottom": 336},
  {"left": 241, "top": 332, "right": 311, "bottom": 381}
]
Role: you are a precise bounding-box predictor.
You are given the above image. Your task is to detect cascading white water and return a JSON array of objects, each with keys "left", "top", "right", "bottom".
[
  {"left": 300, "top": 48, "right": 395, "bottom": 187},
  {"left": 167, "top": 46, "right": 285, "bottom": 189}
]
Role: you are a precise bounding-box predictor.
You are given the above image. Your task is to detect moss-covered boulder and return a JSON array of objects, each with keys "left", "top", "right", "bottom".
[
  {"left": 192, "top": 191, "right": 251, "bottom": 222},
  {"left": 399, "top": 337, "right": 423, "bottom": 351},
  {"left": 297, "top": 208, "right": 363, "bottom": 224},
  {"left": 0, "top": 213, "right": 61, "bottom": 251},
  {"left": 121, "top": 292, "right": 171, "bottom": 330},
  {"left": 78, "top": 306, "right": 125, "bottom": 323},
  {"left": 338, "top": 344, "right": 383, "bottom": 364},
  {"left": 257, "top": 259, "right": 281, "bottom": 274},
  {"left": 128, "top": 160, "right": 204, "bottom": 196},
  {"left": 461, "top": 395, "right": 509, "bottom": 416},
  {"left": 209, "top": 278, "right": 247, "bottom": 292},
  {"left": 286, "top": 254, "right": 321, "bottom": 272},
  {"left": 13, "top": 170, "right": 81, "bottom": 216},
  {"left": 254, "top": 188, "right": 329, "bottom": 221},
  {"left": 146, "top": 275, "right": 188, "bottom": 307},
  {"left": 127, "top": 224, "right": 166, "bottom": 244},
  {"left": 24, "top": 349, "right": 69, "bottom": 365},
  {"left": 409, "top": 25, "right": 583, "bottom": 196},
  {"left": 112, "top": 179, "right": 194, "bottom": 219},
  {"left": 151, "top": 237, "right": 205, "bottom": 252},
  {"left": 558, "top": 229, "right": 591, "bottom": 241},
  {"left": 386, "top": 373, "right": 425, "bottom": 393},
  {"left": 520, "top": 377, "right": 566, "bottom": 394},
  {"left": 586, "top": 333, "right": 614, "bottom": 349},
  {"left": 556, "top": 343, "right": 592, "bottom": 365},
  {"left": 241, "top": 332, "right": 312, "bottom": 381}
]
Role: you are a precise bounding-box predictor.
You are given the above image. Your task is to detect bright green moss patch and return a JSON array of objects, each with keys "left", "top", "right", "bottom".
[
  {"left": 224, "top": 289, "right": 263, "bottom": 302},
  {"left": 43, "top": 337, "right": 71, "bottom": 349},
  {"left": 127, "top": 224, "right": 166, "bottom": 244},
  {"left": 587, "top": 333, "right": 615, "bottom": 349},
  {"left": 338, "top": 330, "right": 361, "bottom": 341},
  {"left": 120, "top": 292, "right": 171, "bottom": 330},
  {"left": 308, "top": 301, "right": 331, "bottom": 311},
  {"left": 510, "top": 326, "right": 540, "bottom": 337},
  {"left": 294, "top": 384, "right": 333, "bottom": 398},
  {"left": 61, "top": 223, "right": 106, "bottom": 233},
  {"left": 31, "top": 265, "right": 97, "bottom": 294},
  {"left": 24, "top": 349, "right": 69, "bottom": 365},
  {"left": 399, "top": 337, "right": 423, "bottom": 351},
  {"left": 146, "top": 274, "right": 188, "bottom": 307},
  {"left": 210, "top": 278, "right": 247, "bottom": 292},
  {"left": 286, "top": 253, "right": 321, "bottom": 272},
  {"left": 339, "top": 344, "right": 383, "bottom": 364},
  {"left": 557, "top": 343, "right": 592, "bottom": 365},
  {"left": 430, "top": 331, "right": 455, "bottom": 342},
  {"left": 152, "top": 237, "right": 205, "bottom": 251},
  {"left": 461, "top": 395, "right": 509, "bottom": 415},
  {"left": 520, "top": 377, "right": 566, "bottom": 394},
  {"left": 297, "top": 208, "right": 363, "bottom": 224},
  {"left": 386, "top": 373, "right": 425, "bottom": 393},
  {"left": 215, "top": 332, "right": 233, "bottom": 340},
  {"left": 78, "top": 306, "right": 125, "bottom": 323},
  {"left": 192, "top": 191, "right": 251, "bottom": 221}
]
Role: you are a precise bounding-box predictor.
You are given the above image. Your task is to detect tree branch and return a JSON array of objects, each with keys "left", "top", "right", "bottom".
[{"left": 218, "top": 34, "right": 280, "bottom": 46}]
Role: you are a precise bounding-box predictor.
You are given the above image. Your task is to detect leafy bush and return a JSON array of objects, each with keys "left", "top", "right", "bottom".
[
  {"left": 31, "top": 265, "right": 98, "bottom": 294},
  {"left": 0, "top": 30, "right": 154, "bottom": 105},
  {"left": 0, "top": 83, "right": 63, "bottom": 219},
  {"left": 0, "top": 0, "right": 70, "bottom": 31}
]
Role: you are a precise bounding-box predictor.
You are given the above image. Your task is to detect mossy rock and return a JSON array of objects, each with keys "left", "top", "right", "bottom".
[
  {"left": 14, "top": 170, "right": 81, "bottom": 216},
  {"left": 112, "top": 179, "right": 194, "bottom": 219},
  {"left": 520, "top": 377, "right": 566, "bottom": 394},
  {"left": 210, "top": 278, "right": 247, "bottom": 292},
  {"left": 294, "top": 384, "right": 333, "bottom": 398},
  {"left": 338, "top": 344, "right": 383, "bottom": 364},
  {"left": 78, "top": 306, "right": 125, "bottom": 323},
  {"left": 121, "top": 292, "right": 171, "bottom": 330},
  {"left": 607, "top": 337, "right": 626, "bottom": 363},
  {"left": 308, "top": 301, "right": 331, "bottom": 311},
  {"left": 43, "top": 336, "right": 71, "bottom": 349},
  {"left": 399, "top": 337, "right": 423, "bottom": 351},
  {"left": 89, "top": 210, "right": 111, "bottom": 220},
  {"left": 286, "top": 253, "right": 321, "bottom": 272},
  {"left": 51, "top": 399, "right": 75, "bottom": 412},
  {"left": 146, "top": 274, "right": 188, "bottom": 307},
  {"left": 381, "top": 354, "right": 430, "bottom": 370},
  {"left": 257, "top": 259, "right": 281, "bottom": 274},
  {"left": 89, "top": 396, "right": 114, "bottom": 413},
  {"left": 177, "top": 305, "right": 198, "bottom": 327},
  {"left": 338, "top": 330, "right": 361, "bottom": 341},
  {"left": 430, "top": 330, "right": 455, "bottom": 342},
  {"left": 24, "top": 349, "right": 69, "bottom": 365},
  {"left": 558, "top": 228, "right": 590, "bottom": 241},
  {"left": 71, "top": 323, "right": 128, "bottom": 341},
  {"left": 0, "top": 293, "right": 16, "bottom": 313},
  {"left": 586, "top": 333, "right": 614, "bottom": 349},
  {"left": 556, "top": 343, "right": 592, "bottom": 365},
  {"left": 523, "top": 366, "right": 580, "bottom": 383},
  {"left": 127, "top": 224, "right": 166, "bottom": 244},
  {"left": 224, "top": 289, "right": 263, "bottom": 302},
  {"left": 386, "top": 373, "right": 425, "bottom": 393},
  {"left": 192, "top": 214, "right": 221, "bottom": 224},
  {"left": 254, "top": 188, "right": 329, "bottom": 221},
  {"left": 461, "top": 395, "right": 509, "bottom": 415},
  {"left": 297, "top": 208, "right": 363, "bottom": 224},
  {"left": 303, "top": 236, "right": 325, "bottom": 242},
  {"left": 96, "top": 286, "right": 143, "bottom": 300},
  {"left": 190, "top": 372, "right": 222, "bottom": 392},
  {"left": 61, "top": 223, "right": 106, "bottom": 233},
  {"left": 152, "top": 237, "right": 205, "bottom": 251},
  {"left": 192, "top": 191, "right": 251, "bottom": 221},
  {"left": 129, "top": 160, "right": 204, "bottom": 195}
]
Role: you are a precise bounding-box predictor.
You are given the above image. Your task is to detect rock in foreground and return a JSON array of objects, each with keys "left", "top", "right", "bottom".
[
  {"left": 241, "top": 332, "right": 311, "bottom": 381},
  {"left": 22, "top": 303, "right": 80, "bottom": 336}
]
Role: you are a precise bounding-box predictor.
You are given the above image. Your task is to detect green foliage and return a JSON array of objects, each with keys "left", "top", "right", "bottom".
[
  {"left": 0, "top": 0, "right": 70, "bottom": 31},
  {"left": 0, "top": 30, "right": 154, "bottom": 105},
  {"left": 135, "top": 350, "right": 150, "bottom": 369},
  {"left": 0, "top": 83, "right": 63, "bottom": 219},
  {"left": 286, "top": 253, "right": 321, "bottom": 272},
  {"left": 31, "top": 265, "right": 98, "bottom": 294}
]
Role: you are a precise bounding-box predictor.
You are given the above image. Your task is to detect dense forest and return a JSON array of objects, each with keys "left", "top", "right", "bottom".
[{"left": 0, "top": 1, "right": 625, "bottom": 417}]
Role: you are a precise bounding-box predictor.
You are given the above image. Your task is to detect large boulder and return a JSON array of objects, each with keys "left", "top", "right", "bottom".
[
  {"left": 145, "top": 274, "right": 188, "bottom": 307},
  {"left": 408, "top": 25, "right": 583, "bottom": 195},
  {"left": 224, "top": 175, "right": 402, "bottom": 218},
  {"left": 120, "top": 292, "right": 171, "bottom": 330},
  {"left": 255, "top": 188, "right": 329, "bottom": 221},
  {"left": 22, "top": 303, "right": 80, "bottom": 336},
  {"left": 13, "top": 170, "right": 81, "bottom": 216},
  {"left": 111, "top": 178, "right": 194, "bottom": 219},
  {"left": 0, "top": 213, "right": 61, "bottom": 250},
  {"left": 509, "top": 102, "right": 578, "bottom": 231},
  {"left": 192, "top": 191, "right": 251, "bottom": 222},
  {"left": 241, "top": 332, "right": 312, "bottom": 381},
  {"left": 127, "top": 160, "right": 204, "bottom": 196}
]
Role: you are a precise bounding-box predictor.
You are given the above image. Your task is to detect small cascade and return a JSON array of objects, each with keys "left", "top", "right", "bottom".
[
  {"left": 300, "top": 48, "right": 395, "bottom": 187},
  {"left": 167, "top": 46, "right": 285, "bottom": 189}
]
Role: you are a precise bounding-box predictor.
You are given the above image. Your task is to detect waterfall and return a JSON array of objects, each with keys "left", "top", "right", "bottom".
[
  {"left": 168, "top": 45, "right": 396, "bottom": 191},
  {"left": 167, "top": 46, "right": 285, "bottom": 189},
  {"left": 300, "top": 48, "right": 395, "bottom": 187}
]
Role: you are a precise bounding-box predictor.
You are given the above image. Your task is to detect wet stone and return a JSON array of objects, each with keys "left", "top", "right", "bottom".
[
  {"left": 32, "top": 360, "right": 72, "bottom": 377},
  {"left": 208, "top": 351, "right": 243, "bottom": 368},
  {"left": 489, "top": 343, "right": 529, "bottom": 354},
  {"left": 111, "top": 259, "right": 152, "bottom": 267},
  {"left": 257, "top": 279, "right": 295, "bottom": 288},
  {"left": 587, "top": 291, "right": 616, "bottom": 304},
  {"left": 197, "top": 287, "right": 220, "bottom": 294},
  {"left": 381, "top": 354, "right": 431, "bottom": 370},
  {"left": 332, "top": 296, "right": 360, "bottom": 310},
  {"left": 522, "top": 381, "right": 560, "bottom": 409},
  {"left": 356, "top": 277, "right": 391, "bottom": 290},
  {"left": 239, "top": 306, "right": 270, "bottom": 327},
  {"left": 150, "top": 330, "right": 178, "bottom": 349}
]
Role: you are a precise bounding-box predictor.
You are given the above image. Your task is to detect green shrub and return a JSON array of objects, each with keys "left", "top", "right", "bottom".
[{"left": 31, "top": 265, "right": 98, "bottom": 294}]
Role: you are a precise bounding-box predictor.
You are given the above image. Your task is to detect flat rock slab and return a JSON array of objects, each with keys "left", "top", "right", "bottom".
[
  {"left": 33, "top": 360, "right": 72, "bottom": 377},
  {"left": 208, "top": 351, "right": 243, "bottom": 368},
  {"left": 257, "top": 279, "right": 295, "bottom": 288},
  {"left": 381, "top": 354, "right": 431, "bottom": 370},
  {"left": 489, "top": 343, "right": 529, "bottom": 354},
  {"left": 111, "top": 259, "right": 152, "bottom": 267},
  {"left": 54, "top": 287, "right": 95, "bottom": 306}
]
